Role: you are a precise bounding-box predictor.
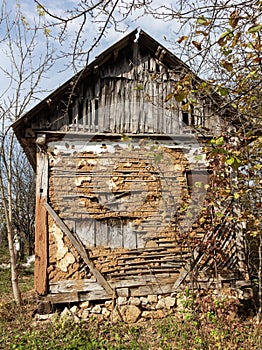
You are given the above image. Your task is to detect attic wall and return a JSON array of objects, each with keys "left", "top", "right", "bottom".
[{"left": 31, "top": 44, "right": 222, "bottom": 135}]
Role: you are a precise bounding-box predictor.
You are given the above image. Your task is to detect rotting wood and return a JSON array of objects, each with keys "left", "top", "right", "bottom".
[
  {"left": 44, "top": 201, "right": 114, "bottom": 297},
  {"left": 13, "top": 31, "right": 251, "bottom": 304},
  {"left": 34, "top": 148, "right": 48, "bottom": 295},
  {"left": 49, "top": 276, "right": 180, "bottom": 294},
  {"left": 47, "top": 282, "right": 179, "bottom": 303}
]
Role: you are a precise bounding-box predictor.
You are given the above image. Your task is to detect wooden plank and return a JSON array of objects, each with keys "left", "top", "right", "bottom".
[
  {"left": 134, "top": 283, "right": 175, "bottom": 296},
  {"left": 44, "top": 201, "right": 114, "bottom": 297},
  {"left": 34, "top": 148, "right": 48, "bottom": 295},
  {"left": 49, "top": 275, "right": 179, "bottom": 294},
  {"left": 123, "top": 223, "right": 137, "bottom": 249},
  {"left": 95, "top": 220, "right": 108, "bottom": 247},
  {"left": 82, "top": 97, "right": 87, "bottom": 131},
  {"left": 43, "top": 292, "right": 80, "bottom": 304},
  {"left": 44, "top": 282, "right": 181, "bottom": 303},
  {"left": 46, "top": 277, "right": 180, "bottom": 303},
  {"left": 76, "top": 219, "right": 95, "bottom": 247},
  {"left": 50, "top": 279, "right": 104, "bottom": 294},
  {"left": 107, "top": 224, "right": 123, "bottom": 249}
]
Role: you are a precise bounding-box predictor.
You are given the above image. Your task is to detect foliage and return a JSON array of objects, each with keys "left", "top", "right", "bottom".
[
  {"left": 1, "top": 301, "right": 262, "bottom": 349},
  {"left": 0, "top": 253, "right": 261, "bottom": 349}
]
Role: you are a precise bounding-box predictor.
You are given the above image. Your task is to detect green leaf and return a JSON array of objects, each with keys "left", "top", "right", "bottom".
[
  {"left": 226, "top": 156, "right": 242, "bottom": 169},
  {"left": 217, "top": 87, "right": 229, "bottom": 96},
  {"left": 174, "top": 91, "right": 186, "bottom": 102},
  {"left": 215, "top": 136, "right": 225, "bottom": 146},
  {"left": 196, "top": 16, "right": 210, "bottom": 26},
  {"left": 164, "top": 93, "right": 174, "bottom": 102},
  {"left": 226, "top": 157, "right": 235, "bottom": 165},
  {"left": 194, "top": 155, "right": 203, "bottom": 161},
  {"left": 248, "top": 24, "right": 262, "bottom": 33},
  {"left": 218, "top": 30, "right": 233, "bottom": 46},
  {"left": 121, "top": 134, "right": 132, "bottom": 141},
  {"left": 189, "top": 98, "right": 197, "bottom": 105},
  {"left": 134, "top": 84, "right": 143, "bottom": 91},
  {"left": 154, "top": 153, "right": 163, "bottom": 164},
  {"left": 36, "top": 4, "right": 45, "bottom": 16},
  {"left": 44, "top": 28, "right": 51, "bottom": 36}
]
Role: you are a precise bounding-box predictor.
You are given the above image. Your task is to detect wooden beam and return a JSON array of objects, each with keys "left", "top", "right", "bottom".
[
  {"left": 40, "top": 130, "right": 213, "bottom": 140},
  {"left": 34, "top": 148, "right": 48, "bottom": 295},
  {"left": 44, "top": 202, "right": 114, "bottom": 297}
]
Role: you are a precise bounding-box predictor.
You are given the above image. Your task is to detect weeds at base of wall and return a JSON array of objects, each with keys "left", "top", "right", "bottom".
[
  {"left": 1, "top": 290, "right": 261, "bottom": 350},
  {"left": 1, "top": 244, "right": 261, "bottom": 349}
]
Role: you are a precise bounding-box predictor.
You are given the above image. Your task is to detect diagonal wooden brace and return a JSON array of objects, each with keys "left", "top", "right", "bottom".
[{"left": 44, "top": 201, "right": 114, "bottom": 297}]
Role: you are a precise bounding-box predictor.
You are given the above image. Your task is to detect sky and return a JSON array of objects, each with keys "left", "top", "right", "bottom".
[
  {"left": 0, "top": 0, "right": 185, "bottom": 114},
  {"left": 24, "top": 1, "right": 180, "bottom": 89}
]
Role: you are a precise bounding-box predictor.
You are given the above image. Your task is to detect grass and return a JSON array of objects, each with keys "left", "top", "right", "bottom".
[
  {"left": 1, "top": 306, "right": 261, "bottom": 350},
  {"left": 1, "top": 243, "right": 262, "bottom": 349}
]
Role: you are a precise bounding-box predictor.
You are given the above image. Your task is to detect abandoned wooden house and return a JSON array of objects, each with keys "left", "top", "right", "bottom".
[{"left": 13, "top": 29, "right": 251, "bottom": 309}]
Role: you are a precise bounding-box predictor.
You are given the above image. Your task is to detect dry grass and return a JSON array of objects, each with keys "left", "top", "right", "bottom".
[{"left": 1, "top": 244, "right": 262, "bottom": 349}]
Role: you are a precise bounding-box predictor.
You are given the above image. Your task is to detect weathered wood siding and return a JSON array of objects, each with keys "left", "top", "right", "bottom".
[
  {"left": 48, "top": 138, "right": 206, "bottom": 245},
  {"left": 30, "top": 43, "right": 222, "bottom": 136},
  {"left": 44, "top": 132, "right": 246, "bottom": 300}
]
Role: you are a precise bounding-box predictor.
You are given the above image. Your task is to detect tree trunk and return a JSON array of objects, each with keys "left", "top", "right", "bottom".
[
  {"left": 257, "top": 232, "right": 262, "bottom": 323},
  {"left": 0, "top": 131, "right": 21, "bottom": 306}
]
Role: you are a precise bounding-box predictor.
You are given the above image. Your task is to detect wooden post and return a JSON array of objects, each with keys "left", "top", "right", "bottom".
[{"left": 34, "top": 141, "right": 48, "bottom": 295}]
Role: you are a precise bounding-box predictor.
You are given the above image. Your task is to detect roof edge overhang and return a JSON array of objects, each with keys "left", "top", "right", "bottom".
[{"left": 13, "top": 28, "right": 139, "bottom": 132}]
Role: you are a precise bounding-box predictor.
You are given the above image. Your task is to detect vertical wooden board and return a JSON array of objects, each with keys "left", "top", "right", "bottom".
[
  {"left": 107, "top": 223, "right": 123, "bottom": 248},
  {"left": 34, "top": 149, "right": 48, "bottom": 295},
  {"left": 166, "top": 81, "right": 172, "bottom": 133},
  {"left": 126, "top": 82, "right": 132, "bottom": 133},
  {"left": 114, "top": 80, "right": 120, "bottom": 133},
  {"left": 148, "top": 80, "right": 155, "bottom": 133},
  {"left": 82, "top": 97, "right": 87, "bottom": 132},
  {"left": 156, "top": 81, "right": 162, "bottom": 132},
  {"left": 103, "top": 80, "right": 110, "bottom": 132},
  {"left": 109, "top": 80, "right": 115, "bottom": 132},
  {"left": 102, "top": 79, "right": 110, "bottom": 132},
  {"left": 141, "top": 80, "right": 148, "bottom": 133},
  {"left": 172, "top": 105, "right": 180, "bottom": 134},
  {"left": 131, "top": 79, "right": 137, "bottom": 133},
  {"left": 86, "top": 88, "right": 92, "bottom": 131},
  {"left": 95, "top": 220, "right": 108, "bottom": 247},
  {"left": 74, "top": 99, "right": 79, "bottom": 131},
  {"left": 91, "top": 99, "right": 96, "bottom": 132},
  {"left": 76, "top": 219, "right": 96, "bottom": 247},
  {"left": 123, "top": 222, "right": 138, "bottom": 249},
  {"left": 120, "top": 79, "right": 126, "bottom": 133}
]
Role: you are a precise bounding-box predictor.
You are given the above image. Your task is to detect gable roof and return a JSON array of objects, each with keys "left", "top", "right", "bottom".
[{"left": 13, "top": 29, "right": 192, "bottom": 128}]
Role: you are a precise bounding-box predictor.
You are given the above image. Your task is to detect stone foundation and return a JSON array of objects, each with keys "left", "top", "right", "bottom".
[{"left": 35, "top": 288, "right": 250, "bottom": 324}]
